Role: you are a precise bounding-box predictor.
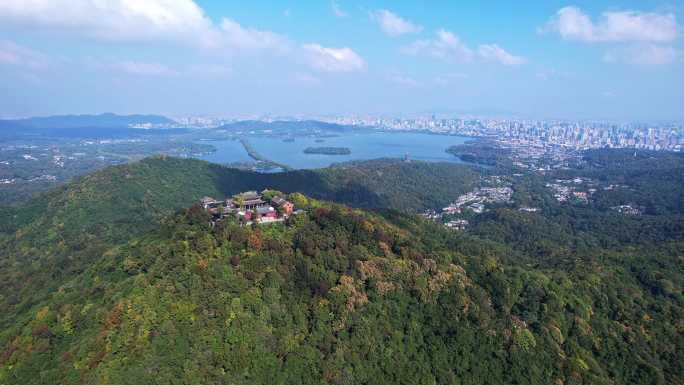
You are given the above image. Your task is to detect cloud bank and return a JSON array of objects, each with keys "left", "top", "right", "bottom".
[
  {"left": 371, "top": 10, "right": 423, "bottom": 37},
  {"left": 302, "top": 44, "right": 365, "bottom": 72},
  {"left": 545, "top": 6, "right": 677, "bottom": 43},
  {"left": 0, "top": 0, "right": 289, "bottom": 51},
  {"left": 402, "top": 30, "right": 526, "bottom": 66},
  {"left": 543, "top": 6, "right": 679, "bottom": 65}
]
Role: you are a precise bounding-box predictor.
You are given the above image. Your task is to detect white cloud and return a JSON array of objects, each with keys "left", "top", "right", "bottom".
[
  {"left": 402, "top": 30, "right": 526, "bottom": 66},
  {"left": 604, "top": 44, "right": 678, "bottom": 65},
  {"left": 0, "top": 40, "right": 49, "bottom": 70},
  {"left": 544, "top": 6, "right": 678, "bottom": 43},
  {"left": 371, "top": 10, "right": 423, "bottom": 37},
  {"left": 219, "top": 18, "right": 289, "bottom": 51},
  {"left": 302, "top": 44, "right": 365, "bottom": 72},
  {"left": 477, "top": 44, "right": 527, "bottom": 66},
  {"left": 543, "top": 7, "right": 679, "bottom": 65},
  {"left": 0, "top": 0, "right": 288, "bottom": 51},
  {"left": 401, "top": 29, "right": 474, "bottom": 61},
  {"left": 0, "top": 0, "right": 217, "bottom": 45},
  {"left": 331, "top": 1, "right": 348, "bottom": 18}
]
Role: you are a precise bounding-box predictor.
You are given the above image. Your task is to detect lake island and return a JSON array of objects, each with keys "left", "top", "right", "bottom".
[{"left": 303, "top": 146, "right": 352, "bottom": 155}]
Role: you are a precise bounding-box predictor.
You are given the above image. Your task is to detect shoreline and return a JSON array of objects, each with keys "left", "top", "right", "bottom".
[{"left": 239, "top": 137, "right": 294, "bottom": 171}]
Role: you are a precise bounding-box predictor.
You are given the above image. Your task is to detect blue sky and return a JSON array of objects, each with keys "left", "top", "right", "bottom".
[{"left": 0, "top": 0, "right": 682, "bottom": 121}]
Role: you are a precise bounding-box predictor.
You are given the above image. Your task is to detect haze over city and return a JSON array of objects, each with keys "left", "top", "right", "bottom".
[{"left": 0, "top": 0, "right": 682, "bottom": 121}]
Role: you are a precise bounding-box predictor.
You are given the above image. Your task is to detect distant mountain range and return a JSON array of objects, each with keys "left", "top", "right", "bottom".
[
  {"left": 9, "top": 113, "right": 175, "bottom": 129},
  {"left": 0, "top": 113, "right": 179, "bottom": 139},
  {"left": 0, "top": 115, "right": 370, "bottom": 139}
]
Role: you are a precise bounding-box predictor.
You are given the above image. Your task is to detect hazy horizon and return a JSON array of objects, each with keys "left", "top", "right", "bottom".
[{"left": 3, "top": 111, "right": 683, "bottom": 126}]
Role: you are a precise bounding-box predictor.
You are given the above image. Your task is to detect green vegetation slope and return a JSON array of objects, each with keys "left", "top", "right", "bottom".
[
  {"left": 0, "top": 152, "right": 682, "bottom": 385},
  {"left": 1, "top": 198, "right": 682, "bottom": 385},
  {"left": 0, "top": 157, "right": 478, "bottom": 332}
]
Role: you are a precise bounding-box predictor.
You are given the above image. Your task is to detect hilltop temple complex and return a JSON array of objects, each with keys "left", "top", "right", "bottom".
[{"left": 200, "top": 190, "right": 296, "bottom": 225}]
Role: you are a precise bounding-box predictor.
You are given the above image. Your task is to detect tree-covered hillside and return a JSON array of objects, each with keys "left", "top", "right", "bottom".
[
  {"left": 1, "top": 156, "right": 478, "bottom": 242},
  {"left": 0, "top": 157, "right": 478, "bottom": 334},
  {"left": 0, "top": 153, "right": 682, "bottom": 385},
  {"left": 1, "top": 198, "right": 682, "bottom": 385}
]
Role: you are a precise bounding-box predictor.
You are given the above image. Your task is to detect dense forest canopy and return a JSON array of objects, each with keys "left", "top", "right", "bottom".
[{"left": 0, "top": 151, "right": 682, "bottom": 385}]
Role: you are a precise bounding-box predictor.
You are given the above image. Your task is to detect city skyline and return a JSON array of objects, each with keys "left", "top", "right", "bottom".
[{"left": 0, "top": 0, "right": 682, "bottom": 121}]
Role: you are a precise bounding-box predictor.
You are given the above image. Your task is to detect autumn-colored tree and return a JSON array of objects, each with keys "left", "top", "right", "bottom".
[{"left": 248, "top": 230, "right": 263, "bottom": 251}]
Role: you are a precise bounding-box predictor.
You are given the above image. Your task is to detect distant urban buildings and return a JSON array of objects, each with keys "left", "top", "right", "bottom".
[
  {"left": 323, "top": 117, "right": 683, "bottom": 152},
  {"left": 156, "top": 115, "right": 683, "bottom": 153}
]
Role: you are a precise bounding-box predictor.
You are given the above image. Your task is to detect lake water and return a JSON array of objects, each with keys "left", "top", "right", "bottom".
[
  {"left": 198, "top": 139, "right": 253, "bottom": 164},
  {"left": 198, "top": 132, "right": 470, "bottom": 169}
]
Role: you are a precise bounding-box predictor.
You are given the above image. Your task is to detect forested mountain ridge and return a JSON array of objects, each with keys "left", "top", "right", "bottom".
[
  {"left": 0, "top": 156, "right": 479, "bottom": 241},
  {"left": 0, "top": 153, "right": 682, "bottom": 385},
  {"left": 0, "top": 157, "right": 478, "bottom": 333},
  {"left": 1, "top": 196, "right": 682, "bottom": 384}
]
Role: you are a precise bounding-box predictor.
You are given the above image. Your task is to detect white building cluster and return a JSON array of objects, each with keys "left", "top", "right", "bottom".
[{"left": 323, "top": 116, "right": 683, "bottom": 152}]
